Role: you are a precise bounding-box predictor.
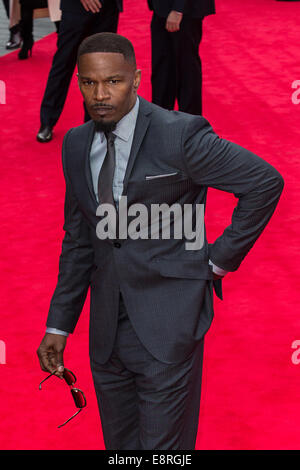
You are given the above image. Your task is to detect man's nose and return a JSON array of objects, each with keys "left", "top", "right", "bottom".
[{"left": 94, "top": 84, "right": 110, "bottom": 101}]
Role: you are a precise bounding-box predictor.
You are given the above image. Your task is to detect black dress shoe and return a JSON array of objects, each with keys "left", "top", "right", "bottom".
[{"left": 37, "top": 125, "right": 53, "bottom": 143}]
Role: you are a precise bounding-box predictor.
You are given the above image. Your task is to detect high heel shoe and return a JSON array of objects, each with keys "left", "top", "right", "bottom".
[{"left": 18, "top": 38, "right": 34, "bottom": 60}]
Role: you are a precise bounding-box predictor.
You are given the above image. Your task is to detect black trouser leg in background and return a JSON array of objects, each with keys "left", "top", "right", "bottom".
[
  {"left": 19, "top": 3, "right": 34, "bottom": 43},
  {"left": 19, "top": 0, "right": 48, "bottom": 42},
  {"left": 3, "top": 0, "right": 9, "bottom": 17},
  {"left": 151, "top": 13, "right": 203, "bottom": 115},
  {"left": 176, "top": 17, "right": 203, "bottom": 115},
  {"left": 151, "top": 13, "right": 178, "bottom": 110}
]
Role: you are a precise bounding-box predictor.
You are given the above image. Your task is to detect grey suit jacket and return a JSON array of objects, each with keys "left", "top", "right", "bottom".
[{"left": 46, "top": 97, "right": 284, "bottom": 364}]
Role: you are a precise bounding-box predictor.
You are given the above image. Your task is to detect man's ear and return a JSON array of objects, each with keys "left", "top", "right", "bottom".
[
  {"left": 76, "top": 73, "right": 83, "bottom": 94},
  {"left": 134, "top": 69, "right": 141, "bottom": 90}
]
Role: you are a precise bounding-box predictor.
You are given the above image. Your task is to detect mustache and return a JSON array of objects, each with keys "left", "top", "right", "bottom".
[{"left": 91, "top": 104, "right": 114, "bottom": 110}]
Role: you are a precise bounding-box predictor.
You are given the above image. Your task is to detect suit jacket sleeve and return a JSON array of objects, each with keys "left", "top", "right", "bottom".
[
  {"left": 182, "top": 117, "right": 284, "bottom": 272},
  {"left": 171, "top": 0, "right": 186, "bottom": 13},
  {"left": 46, "top": 130, "right": 95, "bottom": 333}
]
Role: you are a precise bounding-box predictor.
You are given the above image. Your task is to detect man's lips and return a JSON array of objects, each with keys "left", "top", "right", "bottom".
[{"left": 92, "top": 106, "right": 114, "bottom": 112}]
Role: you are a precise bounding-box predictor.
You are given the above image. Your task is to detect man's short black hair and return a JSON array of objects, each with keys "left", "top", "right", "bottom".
[{"left": 77, "top": 32, "right": 136, "bottom": 68}]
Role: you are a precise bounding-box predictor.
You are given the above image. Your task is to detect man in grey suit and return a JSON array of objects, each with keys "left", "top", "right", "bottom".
[{"left": 37, "top": 33, "right": 284, "bottom": 450}]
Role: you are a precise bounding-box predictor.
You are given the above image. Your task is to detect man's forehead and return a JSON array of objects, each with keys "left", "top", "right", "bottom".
[
  {"left": 79, "top": 51, "right": 127, "bottom": 66},
  {"left": 78, "top": 52, "right": 133, "bottom": 75}
]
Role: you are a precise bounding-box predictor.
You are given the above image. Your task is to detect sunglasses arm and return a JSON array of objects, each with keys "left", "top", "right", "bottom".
[
  {"left": 39, "top": 371, "right": 58, "bottom": 390},
  {"left": 58, "top": 408, "right": 83, "bottom": 428}
]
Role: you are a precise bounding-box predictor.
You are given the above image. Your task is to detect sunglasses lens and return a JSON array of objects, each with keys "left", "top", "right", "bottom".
[
  {"left": 71, "top": 389, "right": 86, "bottom": 408},
  {"left": 63, "top": 369, "right": 76, "bottom": 385}
]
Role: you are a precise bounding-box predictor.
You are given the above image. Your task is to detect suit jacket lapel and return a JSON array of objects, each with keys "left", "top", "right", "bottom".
[
  {"left": 84, "top": 120, "right": 98, "bottom": 207},
  {"left": 83, "top": 97, "right": 152, "bottom": 204},
  {"left": 122, "top": 97, "right": 152, "bottom": 196}
]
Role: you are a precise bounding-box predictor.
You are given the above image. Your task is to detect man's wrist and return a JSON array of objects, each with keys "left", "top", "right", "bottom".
[
  {"left": 46, "top": 328, "right": 69, "bottom": 337},
  {"left": 208, "top": 259, "right": 228, "bottom": 277}
]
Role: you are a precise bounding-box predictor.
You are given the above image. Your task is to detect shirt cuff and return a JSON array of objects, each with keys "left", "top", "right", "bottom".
[
  {"left": 46, "top": 328, "right": 69, "bottom": 337},
  {"left": 208, "top": 259, "right": 228, "bottom": 277}
]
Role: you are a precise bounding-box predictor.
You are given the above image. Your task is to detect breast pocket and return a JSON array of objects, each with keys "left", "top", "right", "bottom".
[
  {"left": 127, "top": 172, "right": 193, "bottom": 207},
  {"left": 144, "top": 171, "right": 186, "bottom": 184}
]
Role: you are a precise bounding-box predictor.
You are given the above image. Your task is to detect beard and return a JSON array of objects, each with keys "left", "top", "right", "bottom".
[{"left": 94, "top": 120, "right": 117, "bottom": 134}]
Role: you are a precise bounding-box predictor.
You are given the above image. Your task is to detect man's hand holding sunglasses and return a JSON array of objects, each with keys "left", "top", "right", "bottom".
[
  {"left": 37, "top": 333, "right": 67, "bottom": 378},
  {"left": 37, "top": 334, "right": 86, "bottom": 427}
]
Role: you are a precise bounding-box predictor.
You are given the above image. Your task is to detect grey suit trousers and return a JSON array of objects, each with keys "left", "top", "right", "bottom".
[{"left": 90, "top": 294, "right": 205, "bottom": 450}]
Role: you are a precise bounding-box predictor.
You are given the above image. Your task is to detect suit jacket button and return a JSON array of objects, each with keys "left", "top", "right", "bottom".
[{"left": 114, "top": 242, "right": 121, "bottom": 248}]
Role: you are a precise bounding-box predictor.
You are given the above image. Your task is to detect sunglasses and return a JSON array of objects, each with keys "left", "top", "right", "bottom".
[{"left": 39, "top": 368, "right": 86, "bottom": 428}]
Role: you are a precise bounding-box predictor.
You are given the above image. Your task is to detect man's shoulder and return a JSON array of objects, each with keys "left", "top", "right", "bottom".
[
  {"left": 139, "top": 96, "right": 205, "bottom": 129},
  {"left": 139, "top": 98, "right": 214, "bottom": 146},
  {"left": 63, "top": 120, "right": 94, "bottom": 144}
]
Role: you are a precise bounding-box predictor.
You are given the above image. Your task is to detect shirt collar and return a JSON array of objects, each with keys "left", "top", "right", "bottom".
[{"left": 98, "top": 97, "right": 139, "bottom": 143}]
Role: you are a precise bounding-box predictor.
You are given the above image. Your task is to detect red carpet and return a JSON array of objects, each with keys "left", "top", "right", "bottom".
[{"left": 0, "top": 0, "right": 299, "bottom": 449}]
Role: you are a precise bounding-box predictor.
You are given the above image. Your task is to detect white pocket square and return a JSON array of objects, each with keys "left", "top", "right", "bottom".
[{"left": 145, "top": 172, "right": 178, "bottom": 180}]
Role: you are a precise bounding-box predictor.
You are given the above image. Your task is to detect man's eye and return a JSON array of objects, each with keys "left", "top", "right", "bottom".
[
  {"left": 83, "top": 80, "right": 94, "bottom": 86},
  {"left": 109, "top": 79, "right": 120, "bottom": 84}
]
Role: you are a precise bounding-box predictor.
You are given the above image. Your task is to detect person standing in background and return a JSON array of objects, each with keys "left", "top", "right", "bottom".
[
  {"left": 18, "top": 0, "right": 50, "bottom": 60},
  {"left": 2, "top": 0, "right": 21, "bottom": 50},
  {"left": 148, "top": 0, "right": 215, "bottom": 115},
  {"left": 7, "top": 0, "right": 61, "bottom": 57},
  {"left": 36, "top": 0, "right": 123, "bottom": 143}
]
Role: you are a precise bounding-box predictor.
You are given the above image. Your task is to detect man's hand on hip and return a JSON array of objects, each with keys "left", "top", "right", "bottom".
[
  {"left": 165, "top": 11, "right": 183, "bottom": 32},
  {"left": 37, "top": 334, "right": 67, "bottom": 378},
  {"left": 80, "top": 0, "right": 102, "bottom": 14}
]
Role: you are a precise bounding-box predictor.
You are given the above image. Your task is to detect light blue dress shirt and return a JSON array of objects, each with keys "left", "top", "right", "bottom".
[
  {"left": 90, "top": 96, "right": 140, "bottom": 206},
  {"left": 46, "top": 97, "right": 227, "bottom": 337}
]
